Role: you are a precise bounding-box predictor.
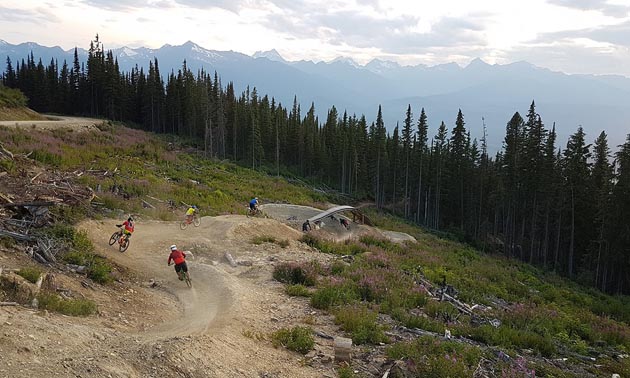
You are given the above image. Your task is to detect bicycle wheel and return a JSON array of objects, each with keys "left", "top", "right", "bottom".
[
  {"left": 108, "top": 232, "right": 120, "bottom": 246},
  {"left": 180, "top": 220, "right": 188, "bottom": 230},
  {"left": 119, "top": 237, "right": 130, "bottom": 252},
  {"left": 193, "top": 216, "right": 200, "bottom": 227},
  {"left": 185, "top": 272, "right": 192, "bottom": 288}
]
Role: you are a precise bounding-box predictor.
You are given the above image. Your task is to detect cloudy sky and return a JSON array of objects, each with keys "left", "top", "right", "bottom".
[{"left": 2, "top": 0, "right": 630, "bottom": 75}]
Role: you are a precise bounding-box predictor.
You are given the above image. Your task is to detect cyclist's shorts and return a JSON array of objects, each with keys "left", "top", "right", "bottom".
[
  {"left": 175, "top": 262, "right": 188, "bottom": 272},
  {"left": 123, "top": 229, "right": 132, "bottom": 236}
]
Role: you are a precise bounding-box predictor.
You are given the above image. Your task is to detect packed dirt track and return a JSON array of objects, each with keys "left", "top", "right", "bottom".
[
  {"left": 1, "top": 213, "right": 338, "bottom": 378},
  {"left": 0, "top": 116, "right": 105, "bottom": 132}
]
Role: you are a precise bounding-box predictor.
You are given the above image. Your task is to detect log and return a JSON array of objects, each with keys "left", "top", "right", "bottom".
[
  {"left": 441, "top": 292, "right": 473, "bottom": 315},
  {"left": 0, "top": 230, "right": 36, "bottom": 241},
  {"left": 33, "top": 252, "right": 48, "bottom": 265},
  {"left": 1, "top": 201, "right": 56, "bottom": 208},
  {"left": 37, "top": 239, "right": 57, "bottom": 263},
  {"left": 0, "top": 192, "right": 13, "bottom": 204},
  {"left": 0, "top": 142, "right": 14, "bottom": 160},
  {"left": 141, "top": 199, "right": 155, "bottom": 209},
  {"left": 334, "top": 337, "right": 352, "bottom": 362},
  {"left": 224, "top": 252, "right": 238, "bottom": 268},
  {"left": 314, "top": 330, "right": 334, "bottom": 340},
  {"left": 30, "top": 172, "right": 43, "bottom": 183},
  {"left": 0, "top": 302, "right": 18, "bottom": 306}
]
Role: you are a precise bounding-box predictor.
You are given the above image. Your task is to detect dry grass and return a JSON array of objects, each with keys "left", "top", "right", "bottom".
[{"left": 0, "top": 106, "right": 47, "bottom": 121}]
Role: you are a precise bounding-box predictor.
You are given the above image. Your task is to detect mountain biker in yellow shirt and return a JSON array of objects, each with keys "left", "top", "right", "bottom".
[{"left": 185, "top": 205, "right": 198, "bottom": 223}]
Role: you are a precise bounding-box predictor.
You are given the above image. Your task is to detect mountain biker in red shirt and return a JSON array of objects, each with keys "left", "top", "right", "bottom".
[
  {"left": 167, "top": 245, "right": 188, "bottom": 280},
  {"left": 116, "top": 217, "right": 135, "bottom": 239}
]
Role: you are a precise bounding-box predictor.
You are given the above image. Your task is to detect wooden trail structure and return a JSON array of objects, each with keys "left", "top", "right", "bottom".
[{"left": 307, "top": 205, "right": 374, "bottom": 226}]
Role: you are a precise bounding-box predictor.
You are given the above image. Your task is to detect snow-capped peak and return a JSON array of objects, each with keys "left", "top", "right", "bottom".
[
  {"left": 120, "top": 47, "right": 138, "bottom": 57},
  {"left": 252, "top": 49, "right": 286, "bottom": 63},
  {"left": 330, "top": 56, "right": 360, "bottom": 68}
]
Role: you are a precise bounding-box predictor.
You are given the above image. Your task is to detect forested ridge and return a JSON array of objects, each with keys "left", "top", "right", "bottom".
[{"left": 2, "top": 36, "right": 630, "bottom": 294}]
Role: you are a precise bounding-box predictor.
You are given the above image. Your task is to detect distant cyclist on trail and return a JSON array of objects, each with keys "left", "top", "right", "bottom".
[
  {"left": 185, "top": 205, "right": 198, "bottom": 223},
  {"left": 167, "top": 245, "right": 189, "bottom": 281},
  {"left": 249, "top": 197, "right": 259, "bottom": 211},
  {"left": 116, "top": 216, "right": 135, "bottom": 239}
]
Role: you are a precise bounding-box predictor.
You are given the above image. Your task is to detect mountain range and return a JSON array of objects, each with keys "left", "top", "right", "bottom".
[{"left": 1, "top": 39, "right": 629, "bottom": 150}]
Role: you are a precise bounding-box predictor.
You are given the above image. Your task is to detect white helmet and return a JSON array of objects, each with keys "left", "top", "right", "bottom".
[{"left": 170, "top": 245, "right": 177, "bottom": 251}]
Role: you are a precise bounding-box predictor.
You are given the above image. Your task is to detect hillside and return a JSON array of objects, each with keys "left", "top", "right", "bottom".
[
  {"left": 0, "top": 85, "right": 46, "bottom": 121},
  {"left": 1, "top": 117, "right": 630, "bottom": 377}
]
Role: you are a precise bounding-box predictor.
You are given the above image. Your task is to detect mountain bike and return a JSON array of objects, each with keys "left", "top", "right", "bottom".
[
  {"left": 180, "top": 214, "right": 201, "bottom": 230},
  {"left": 108, "top": 228, "right": 131, "bottom": 252},
  {"left": 178, "top": 269, "right": 192, "bottom": 288},
  {"left": 169, "top": 251, "right": 194, "bottom": 288},
  {"left": 246, "top": 207, "right": 263, "bottom": 218}
]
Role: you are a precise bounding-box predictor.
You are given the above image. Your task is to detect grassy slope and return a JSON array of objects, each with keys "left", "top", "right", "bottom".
[
  {"left": 0, "top": 106, "right": 47, "bottom": 121},
  {"left": 2, "top": 120, "right": 630, "bottom": 376}
]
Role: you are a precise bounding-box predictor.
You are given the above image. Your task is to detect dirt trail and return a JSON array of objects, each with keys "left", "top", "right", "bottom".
[
  {"left": 0, "top": 116, "right": 105, "bottom": 132},
  {"left": 83, "top": 217, "right": 238, "bottom": 339},
  {"left": 1, "top": 214, "right": 335, "bottom": 378}
]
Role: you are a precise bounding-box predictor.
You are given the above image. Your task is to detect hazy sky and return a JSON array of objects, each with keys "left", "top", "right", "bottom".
[{"left": 2, "top": 0, "right": 630, "bottom": 75}]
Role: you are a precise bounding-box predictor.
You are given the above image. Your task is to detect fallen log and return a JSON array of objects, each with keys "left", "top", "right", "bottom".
[
  {"left": 0, "top": 229, "right": 36, "bottom": 241},
  {"left": 0, "top": 142, "right": 14, "bottom": 160},
  {"left": 141, "top": 199, "right": 155, "bottom": 209},
  {"left": 0, "top": 302, "right": 18, "bottom": 306},
  {"left": 0, "top": 201, "right": 56, "bottom": 208},
  {"left": 0, "top": 192, "right": 13, "bottom": 204},
  {"left": 33, "top": 252, "right": 48, "bottom": 265},
  {"left": 441, "top": 292, "right": 474, "bottom": 315}
]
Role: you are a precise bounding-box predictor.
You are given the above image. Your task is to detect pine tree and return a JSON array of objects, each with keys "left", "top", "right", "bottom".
[{"left": 402, "top": 105, "right": 413, "bottom": 218}]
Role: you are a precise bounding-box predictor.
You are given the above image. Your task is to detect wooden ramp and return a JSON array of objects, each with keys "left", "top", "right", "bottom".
[{"left": 307, "top": 205, "right": 374, "bottom": 226}]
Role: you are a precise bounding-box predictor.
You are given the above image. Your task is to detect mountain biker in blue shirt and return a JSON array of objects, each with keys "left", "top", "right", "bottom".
[{"left": 249, "top": 197, "right": 259, "bottom": 211}]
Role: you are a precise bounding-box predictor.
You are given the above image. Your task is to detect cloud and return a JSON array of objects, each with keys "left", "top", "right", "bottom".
[
  {"left": 80, "top": 0, "right": 150, "bottom": 11},
  {"left": 171, "top": 0, "right": 246, "bottom": 12},
  {"left": 264, "top": 11, "right": 488, "bottom": 54},
  {"left": 505, "top": 39, "right": 630, "bottom": 76},
  {"left": 0, "top": 6, "right": 61, "bottom": 23},
  {"left": 547, "top": 0, "right": 630, "bottom": 17},
  {"left": 535, "top": 20, "right": 630, "bottom": 47}
]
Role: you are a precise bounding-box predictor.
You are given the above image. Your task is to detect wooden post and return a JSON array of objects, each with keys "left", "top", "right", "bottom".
[{"left": 334, "top": 337, "right": 352, "bottom": 362}]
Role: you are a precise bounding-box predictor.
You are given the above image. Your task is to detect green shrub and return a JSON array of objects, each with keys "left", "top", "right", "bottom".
[
  {"left": 335, "top": 305, "right": 388, "bottom": 345},
  {"left": 16, "top": 267, "right": 42, "bottom": 284},
  {"left": 273, "top": 262, "right": 317, "bottom": 286},
  {"left": 88, "top": 258, "right": 113, "bottom": 284},
  {"left": 390, "top": 307, "right": 444, "bottom": 334},
  {"left": 252, "top": 235, "right": 277, "bottom": 245},
  {"left": 386, "top": 336, "right": 482, "bottom": 377},
  {"left": 37, "top": 293, "right": 97, "bottom": 316},
  {"left": 0, "top": 236, "right": 16, "bottom": 249},
  {"left": 337, "top": 366, "right": 356, "bottom": 378},
  {"left": 271, "top": 326, "right": 314, "bottom": 354},
  {"left": 310, "top": 283, "right": 359, "bottom": 310},
  {"left": 285, "top": 284, "right": 311, "bottom": 297}
]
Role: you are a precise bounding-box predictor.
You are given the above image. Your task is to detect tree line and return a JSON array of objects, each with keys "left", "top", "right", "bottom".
[{"left": 2, "top": 36, "right": 630, "bottom": 294}]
